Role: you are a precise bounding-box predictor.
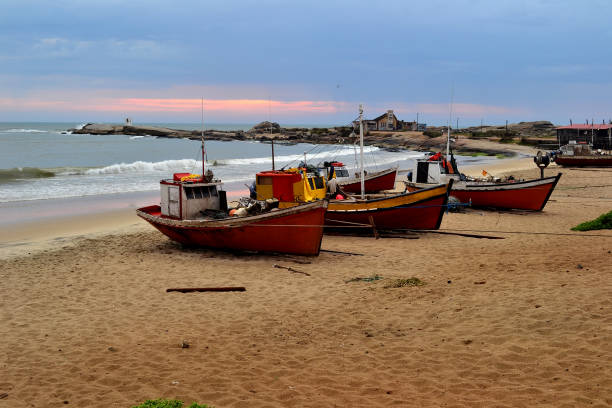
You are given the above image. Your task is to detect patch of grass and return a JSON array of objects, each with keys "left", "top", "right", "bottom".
[
  {"left": 423, "top": 130, "right": 443, "bottom": 138},
  {"left": 345, "top": 274, "right": 383, "bottom": 283},
  {"left": 384, "top": 277, "right": 425, "bottom": 288},
  {"left": 463, "top": 152, "right": 491, "bottom": 157},
  {"left": 495, "top": 153, "right": 508, "bottom": 159},
  {"left": 571, "top": 210, "right": 612, "bottom": 231},
  {"left": 131, "top": 399, "right": 212, "bottom": 408}
]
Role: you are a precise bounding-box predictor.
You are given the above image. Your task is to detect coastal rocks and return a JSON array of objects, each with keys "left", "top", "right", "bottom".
[
  {"left": 442, "top": 120, "right": 556, "bottom": 138},
  {"left": 123, "top": 125, "right": 192, "bottom": 138},
  {"left": 70, "top": 123, "right": 245, "bottom": 141},
  {"left": 68, "top": 120, "right": 553, "bottom": 155},
  {"left": 249, "top": 121, "right": 280, "bottom": 133},
  {"left": 73, "top": 123, "right": 122, "bottom": 135}
]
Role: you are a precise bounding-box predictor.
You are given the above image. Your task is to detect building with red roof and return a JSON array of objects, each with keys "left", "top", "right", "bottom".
[{"left": 556, "top": 123, "right": 612, "bottom": 149}]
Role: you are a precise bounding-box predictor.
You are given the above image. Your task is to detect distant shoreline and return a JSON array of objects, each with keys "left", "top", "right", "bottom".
[{"left": 70, "top": 122, "right": 550, "bottom": 156}]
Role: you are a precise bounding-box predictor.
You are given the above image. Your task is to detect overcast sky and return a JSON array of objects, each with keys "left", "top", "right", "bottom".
[{"left": 1, "top": 0, "right": 611, "bottom": 125}]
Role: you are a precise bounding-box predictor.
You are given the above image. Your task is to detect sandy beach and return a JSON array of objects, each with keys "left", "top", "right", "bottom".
[{"left": 1, "top": 159, "right": 611, "bottom": 407}]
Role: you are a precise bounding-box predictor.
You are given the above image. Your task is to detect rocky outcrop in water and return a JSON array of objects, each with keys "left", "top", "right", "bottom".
[{"left": 69, "top": 120, "right": 557, "bottom": 155}]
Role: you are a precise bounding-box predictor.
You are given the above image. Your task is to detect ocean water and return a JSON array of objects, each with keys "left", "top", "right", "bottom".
[{"left": 0, "top": 122, "right": 497, "bottom": 221}]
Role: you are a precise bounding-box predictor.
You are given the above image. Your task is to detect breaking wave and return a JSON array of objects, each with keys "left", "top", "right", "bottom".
[
  {"left": 82, "top": 159, "right": 200, "bottom": 175},
  {"left": 0, "top": 128, "right": 48, "bottom": 133},
  {"left": 217, "top": 145, "right": 380, "bottom": 166},
  {"left": 71, "top": 148, "right": 385, "bottom": 176},
  {"left": 0, "top": 167, "right": 56, "bottom": 183}
]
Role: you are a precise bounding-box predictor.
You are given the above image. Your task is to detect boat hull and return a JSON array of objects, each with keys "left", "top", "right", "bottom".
[
  {"left": 555, "top": 156, "right": 612, "bottom": 167},
  {"left": 325, "top": 183, "right": 450, "bottom": 231},
  {"left": 338, "top": 167, "right": 398, "bottom": 194},
  {"left": 407, "top": 173, "right": 561, "bottom": 211},
  {"left": 136, "top": 201, "right": 327, "bottom": 256}
]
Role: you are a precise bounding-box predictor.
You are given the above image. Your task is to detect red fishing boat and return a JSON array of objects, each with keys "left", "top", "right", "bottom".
[
  {"left": 337, "top": 166, "right": 397, "bottom": 193},
  {"left": 404, "top": 121, "right": 562, "bottom": 211},
  {"left": 554, "top": 144, "right": 612, "bottom": 167},
  {"left": 136, "top": 128, "right": 327, "bottom": 256},
  {"left": 320, "top": 162, "right": 397, "bottom": 193},
  {"left": 137, "top": 197, "right": 327, "bottom": 256},
  {"left": 325, "top": 182, "right": 451, "bottom": 230},
  {"left": 406, "top": 154, "right": 561, "bottom": 211}
]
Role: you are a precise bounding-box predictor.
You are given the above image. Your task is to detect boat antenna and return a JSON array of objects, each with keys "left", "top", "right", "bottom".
[
  {"left": 269, "top": 96, "right": 275, "bottom": 171},
  {"left": 447, "top": 85, "right": 454, "bottom": 158},
  {"left": 201, "top": 97, "right": 206, "bottom": 177},
  {"left": 359, "top": 104, "right": 365, "bottom": 199}
]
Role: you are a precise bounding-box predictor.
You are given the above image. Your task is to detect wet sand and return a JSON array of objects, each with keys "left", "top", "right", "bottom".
[{"left": 1, "top": 161, "right": 611, "bottom": 407}]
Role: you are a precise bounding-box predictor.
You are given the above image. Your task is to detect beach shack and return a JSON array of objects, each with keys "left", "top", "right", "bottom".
[
  {"left": 353, "top": 110, "right": 425, "bottom": 132},
  {"left": 556, "top": 124, "right": 612, "bottom": 150}
]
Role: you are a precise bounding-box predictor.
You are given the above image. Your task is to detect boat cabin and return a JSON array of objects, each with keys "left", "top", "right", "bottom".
[
  {"left": 160, "top": 172, "right": 227, "bottom": 220},
  {"left": 559, "top": 142, "right": 592, "bottom": 156},
  {"left": 255, "top": 168, "right": 327, "bottom": 207},
  {"left": 410, "top": 155, "right": 458, "bottom": 184},
  {"left": 319, "top": 161, "right": 350, "bottom": 180}
]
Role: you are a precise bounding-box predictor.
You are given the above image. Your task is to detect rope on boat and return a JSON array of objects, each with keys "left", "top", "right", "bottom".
[
  {"left": 557, "top": 184, "right": 612, "bottom": 190},
  {"left": 207, "top": 224, "right": 612, "bottom": 237},
  {"left": 418, "top": 228, "right": 612, "bottom": 238}
]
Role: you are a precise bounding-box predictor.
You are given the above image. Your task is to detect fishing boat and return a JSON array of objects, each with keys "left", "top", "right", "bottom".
[
  {"left": 320, "top": 162, "right": 398, "bottom": 193},
  {"left": 554, "top": 143, "right": 612, "bottom": 167},
  {"left": 254, "top": 105, "right": 452, "bottom": 231},
  {"left": 137, "top": 196, "right": 327, "bottom": 255},
  {"left": 405, "top": 128, "right": 561, "bottom": 211},
  {"left": 325, "top": 182, "right": 451, "bottom": 230},
  {"left": 136, "top": 116, "right": 327, "bottom": 256}
]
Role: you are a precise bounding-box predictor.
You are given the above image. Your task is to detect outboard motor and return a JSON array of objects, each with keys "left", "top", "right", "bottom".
[
  {"left": 533, "top": 151, "right": 551, "bottom": 179},
  {"left": 248, "top": 181, "right": 257, "bottom": 199}
]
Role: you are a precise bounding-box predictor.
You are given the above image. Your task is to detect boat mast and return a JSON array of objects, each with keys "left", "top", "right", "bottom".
[
  {"left": 447, "top": 87, "right": 453, "bottom": 158},
  {"left": 359, "top": 104, "right": 365, "bottom": 199},
  {"left": 201, "top": 97, "right": 206, "bottom": 176},
  {"left": 269, "top": 97, "right": 275, "bottom": 171},
  {"left": 446, "top": 124, "right": 451, "bottom": 158}
]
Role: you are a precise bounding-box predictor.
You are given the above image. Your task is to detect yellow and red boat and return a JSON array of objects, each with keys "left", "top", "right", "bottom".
[
  {"left": 254, "top": 167, "right": 451, "bottom": 230},
  {"left": 254, "top": 106, "right": 452, "bottom": 231}
]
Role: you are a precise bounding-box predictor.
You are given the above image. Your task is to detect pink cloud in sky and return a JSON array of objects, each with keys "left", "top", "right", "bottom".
[
  {"left": 388, "top": 102, "right": 524, "bottom": 117},
  {"left": 0, "top": 93, "right": 522, "bottom": 121},
  {"left": 0, "top": 96, "right": 345, "bottom": 115},
  {"left": 112, "top": 98, "right": 343, "bottom": 114}
]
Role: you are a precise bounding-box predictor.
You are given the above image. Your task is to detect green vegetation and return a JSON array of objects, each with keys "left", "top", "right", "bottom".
[
  {"left": 571, "top": 211, "right": 612, "bottom": 231},
  {"left": 345, "top": 274, "right": 383, "bottom": 283},
  {"left": 334, "top": 126, "right": 354, "bottom": 138},
  {"left": 470, "top": 130, "right": 518, "bottom": 140},
  {"left": 384, "top": 277, "right": 425, "bottom": 288},
  {"left": 131, "top": 399, "right": 212, "bottom": 408},
  {"left": 463, "top": 152, "right": 491, "bottom": 157},
  {"left": 310, "top": 127, "right": 329, "bottom": 135},
  {"left": 423, "top": 130, "right": 443, "bottom": 138},
  {"left": 498, "top": 137, "right": 517, "bottom": 144}
]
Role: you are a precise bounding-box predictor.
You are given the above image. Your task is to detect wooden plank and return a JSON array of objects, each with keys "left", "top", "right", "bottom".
[
  {"left": 166, "top": 287, "right": 246, "bottom": 293},
  {"left": 273, "top": 264, "right": 311, "bottom": 276}
]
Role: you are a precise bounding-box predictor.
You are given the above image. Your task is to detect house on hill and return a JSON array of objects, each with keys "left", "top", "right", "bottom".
[
  {"left": 556, "top": 124, "right": 612, "bottom": 150},
  {"left": 353, "top": 110, "right": 426, "bottom": 132}
]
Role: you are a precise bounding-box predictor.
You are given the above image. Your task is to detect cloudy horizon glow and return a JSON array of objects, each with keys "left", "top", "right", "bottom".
[{"left": 2, "top": 0, "right": 611, "bottom": 126}]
